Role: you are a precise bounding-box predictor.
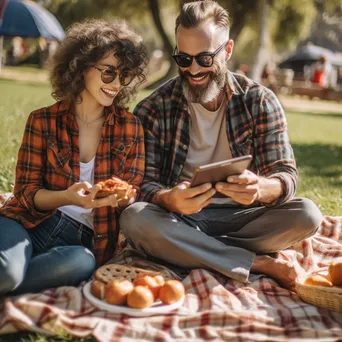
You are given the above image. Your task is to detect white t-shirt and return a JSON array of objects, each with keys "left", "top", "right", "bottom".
[
  {"left": 59, "top": 157, "right": 95, "bottom": 229},
  {"left": 179, "top": 100, "right": 235, "bottom": 205}
]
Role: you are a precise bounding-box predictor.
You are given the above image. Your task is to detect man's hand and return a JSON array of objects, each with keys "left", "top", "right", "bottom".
[
  {"left": 215, "top": 170, "right": 284, "bottom": 205},
  {"left": 153, "top": 181, "right": 216, "bottom": 215},
  {"left": 215, "top": 170, "right": 260, "bottom": 205}
]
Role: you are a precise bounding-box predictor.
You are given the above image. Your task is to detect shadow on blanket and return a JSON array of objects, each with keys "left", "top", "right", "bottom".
[{"left": 0, "top": 194, "right": 341, "bottom": 341}]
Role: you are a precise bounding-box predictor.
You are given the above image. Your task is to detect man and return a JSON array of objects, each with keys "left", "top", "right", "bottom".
[{"left": 120, "top": 0, "right": 323, "bottom": 291}]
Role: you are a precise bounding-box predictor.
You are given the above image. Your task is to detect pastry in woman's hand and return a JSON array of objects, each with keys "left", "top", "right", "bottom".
[{"left": 93, "top": 176, "right": 131, "bottom": 200}]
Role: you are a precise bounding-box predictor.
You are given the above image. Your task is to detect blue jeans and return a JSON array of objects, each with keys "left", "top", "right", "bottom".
[{"left": 0, "top": 211, "right": 96, "bottom": 295}]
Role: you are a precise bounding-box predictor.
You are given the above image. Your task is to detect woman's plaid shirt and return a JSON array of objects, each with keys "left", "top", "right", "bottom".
[
  {"left": 134, "top": 72, "right": 297, "bottom": 206},
  {"left": 0, "top": 101, "right": 145, "bottom": 266}
]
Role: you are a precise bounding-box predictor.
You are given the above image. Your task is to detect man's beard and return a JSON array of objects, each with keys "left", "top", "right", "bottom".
[{"left": 179, "top": 64, "right": 227, "bottom": 104}]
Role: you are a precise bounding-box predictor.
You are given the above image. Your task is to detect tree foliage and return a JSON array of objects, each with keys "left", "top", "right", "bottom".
[{"left": 40, "top": 0, "right": 341, "bottom": 82}]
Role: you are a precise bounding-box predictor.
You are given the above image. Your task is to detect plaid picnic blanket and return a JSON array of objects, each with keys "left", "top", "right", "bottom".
[{"left": 0, "top": 215, "right": 341, "bottom": 342}]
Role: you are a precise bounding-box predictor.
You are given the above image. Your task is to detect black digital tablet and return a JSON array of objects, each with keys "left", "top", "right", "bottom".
[{"left": 190, "top": 155, "right": 252, "bottom": 187}]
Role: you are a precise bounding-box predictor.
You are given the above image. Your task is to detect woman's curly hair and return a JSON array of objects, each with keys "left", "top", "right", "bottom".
[{"left": 50, "top": 19, "right": 148, "bottom": 107}]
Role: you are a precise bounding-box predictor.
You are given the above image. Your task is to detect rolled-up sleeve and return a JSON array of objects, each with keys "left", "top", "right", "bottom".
[{"left": 14, "top": 111, "right": 53, "bottom": 218}]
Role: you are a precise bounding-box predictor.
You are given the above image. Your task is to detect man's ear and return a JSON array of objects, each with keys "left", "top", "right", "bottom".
[{"left": 225, "top": 39, "right": 234, "bottom": 61}]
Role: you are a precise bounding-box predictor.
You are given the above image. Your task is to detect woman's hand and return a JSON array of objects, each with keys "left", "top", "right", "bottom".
[{"left": 66, "top": 181, "right": 119, "bottom": 208}]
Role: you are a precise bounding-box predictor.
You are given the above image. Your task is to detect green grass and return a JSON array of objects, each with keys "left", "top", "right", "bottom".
[
  {"left": 287, "top": 111, "right": 342, "bottom": 215},
  {"left": 0, "top": 332, "right": 95, "bottom": 342},
  {"left": 0, "top": 79, "right": 341, "bottom": 216},
  {"left": 4, "top": 64, "right": 48, "bottom": 74}
]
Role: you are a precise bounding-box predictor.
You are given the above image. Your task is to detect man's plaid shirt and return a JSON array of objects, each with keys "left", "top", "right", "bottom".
[
  {"left": 0, "top": 101, "right": 145, "bottom": 265},
  {"left": 134, "top": 72, "right": 297, "bottom": 206}
]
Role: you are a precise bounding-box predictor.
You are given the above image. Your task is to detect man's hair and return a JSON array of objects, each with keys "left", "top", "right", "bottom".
[
  {"left": 175, "top": 0, "right": 230, "bottom": 35},
  {"left": 50, "top": 19, "right": 148, "bottom": 107}
]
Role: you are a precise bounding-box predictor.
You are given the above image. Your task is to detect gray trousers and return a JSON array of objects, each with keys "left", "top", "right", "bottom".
[{"left": 119, "top": 198, "right": 323, "bottom": 283}]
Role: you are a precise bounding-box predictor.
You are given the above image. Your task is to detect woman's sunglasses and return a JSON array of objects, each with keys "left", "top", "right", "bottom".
[
  {"left": 172, "top": 41, "right": 228, "bottom": 68},
  {"left": 93, "top": 66, "right": 134, "bottom": 86}
]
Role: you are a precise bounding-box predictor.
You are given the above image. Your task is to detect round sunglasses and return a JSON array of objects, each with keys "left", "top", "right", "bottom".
[
  {"left": 172, "top": 41, "right": 228, "bottom": 68},
  {"left": 93, "top": 66, "right": 134, "bottom": 86}
]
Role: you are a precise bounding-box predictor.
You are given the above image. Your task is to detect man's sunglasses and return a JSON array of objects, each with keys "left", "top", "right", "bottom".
[
  {"left": 93, "top": 66, "right": 134, "bottom": 86},
  {"left": 172, "top": 40, "right": 228, "bottom": 68}
]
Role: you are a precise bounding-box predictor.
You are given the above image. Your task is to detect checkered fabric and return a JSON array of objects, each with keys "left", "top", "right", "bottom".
[{"left": 0, "top": 216, "right": 341, "bottom": 342}]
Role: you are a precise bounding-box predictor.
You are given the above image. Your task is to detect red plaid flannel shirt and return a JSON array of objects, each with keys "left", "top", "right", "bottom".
[{"left": 0, "top": 101, "right": 145, "bottom": 266}]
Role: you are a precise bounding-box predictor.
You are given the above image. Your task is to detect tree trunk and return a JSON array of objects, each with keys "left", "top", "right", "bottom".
[
  {"left": 146, "top": 0, "right": 178, "bottom": 89},
  {"left": 230, "top": 16, "right": 247, "bottom": 41},
  {"left": 250, "top": 0, "right": 270, "bottom": 82}
]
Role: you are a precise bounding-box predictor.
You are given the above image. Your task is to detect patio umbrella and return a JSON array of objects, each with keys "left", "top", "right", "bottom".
[
  {"left": 0, "top": 0, "right": 64, "bottom": 69},
  {"left": 279, "top": 44, "right": 342, "bottom": 69}
]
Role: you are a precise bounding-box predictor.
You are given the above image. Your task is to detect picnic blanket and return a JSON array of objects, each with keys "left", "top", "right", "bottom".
[{"left": 0, "top": 215, "right": 342, "bottom": 341}]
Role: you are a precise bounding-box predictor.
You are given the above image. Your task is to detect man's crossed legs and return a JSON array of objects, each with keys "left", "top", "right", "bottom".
[{"left": 120, "top": 198, "right": 323, "bottom": 291}]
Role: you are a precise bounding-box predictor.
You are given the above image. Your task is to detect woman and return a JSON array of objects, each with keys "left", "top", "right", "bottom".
[{"left": 0, "top": 19, "right": 147, "bottom": 295}]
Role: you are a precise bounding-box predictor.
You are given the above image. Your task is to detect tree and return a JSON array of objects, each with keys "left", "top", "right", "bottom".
[
  {"left": 42, "top": 0, "right": 341, "bottom": 84},
  {"left": 250, "top": 0, "right": 270, "bottom": 82}
]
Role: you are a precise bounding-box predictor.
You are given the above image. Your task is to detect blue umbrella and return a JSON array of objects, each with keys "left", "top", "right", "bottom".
[{"left": 0, "top": 0, "right": 64, "bottom": 40}]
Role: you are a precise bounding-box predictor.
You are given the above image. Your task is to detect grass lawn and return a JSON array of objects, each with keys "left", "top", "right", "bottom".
[
  {"left": 0, "top": 78, "right": 341, "bottom": 341},
  {"left": 1, "top": 78, "right": 341, "bottom": 216}
]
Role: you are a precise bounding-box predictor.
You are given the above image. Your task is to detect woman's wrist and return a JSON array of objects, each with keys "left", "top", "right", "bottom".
[{"left": 34, "top": 189, "right": 74, "bottom": 211}]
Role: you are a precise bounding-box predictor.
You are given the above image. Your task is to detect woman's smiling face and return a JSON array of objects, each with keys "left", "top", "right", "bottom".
[{"left": 82, "top": 51, "right": 123, "bottom": 107}]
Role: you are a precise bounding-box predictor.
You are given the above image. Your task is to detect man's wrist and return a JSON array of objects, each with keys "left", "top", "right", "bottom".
[
  {"left": 258, "top": 177, "right": 283, "bottom": 204},
  {"left": 152, "top": 189, "right": 171, "bottom": 209}
]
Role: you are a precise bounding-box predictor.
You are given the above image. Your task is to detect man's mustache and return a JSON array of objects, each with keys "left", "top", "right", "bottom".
[{"left": 181, "top": 71, "right": 212, "bottom": 79}]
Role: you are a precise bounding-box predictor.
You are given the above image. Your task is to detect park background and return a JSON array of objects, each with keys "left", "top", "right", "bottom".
[
  {"left": 0, "top": 0, "right": 342, "bottom": 217},
  {"left": 0, "top": 1, "right": 342, "bottom": 341}
]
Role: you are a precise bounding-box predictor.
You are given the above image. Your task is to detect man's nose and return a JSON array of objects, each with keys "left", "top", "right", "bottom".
[{"left": 188, "top": 58, "right": 202, "bottom": 74}]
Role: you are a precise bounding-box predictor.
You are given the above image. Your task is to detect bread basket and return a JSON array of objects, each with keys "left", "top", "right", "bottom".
[{"left": 296, "top": 269, "right": 342, "bottom": 313}]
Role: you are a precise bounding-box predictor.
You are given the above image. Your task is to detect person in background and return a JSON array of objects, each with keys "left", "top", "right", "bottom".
[
  {"left": 311, "top": 56, "right": 332, "bottom": 88},
  {"left": 261, "top": 64, "right": 278, "bottom": 94},
  {"left": 120, "top": 0, "right": 323, "bottom": 292},
  {"left": 0, "top": 19, "right": 147, "bottom": 295}
]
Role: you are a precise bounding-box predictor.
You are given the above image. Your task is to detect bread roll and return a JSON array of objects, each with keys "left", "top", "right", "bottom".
[
  {"left": 127, "top": 286, "right": 154, "bottom": 309},
  {"left": 90, "top": 280, "right": 106, "bottom": 299},
  {"left": 304, "top": 274, "right": 333, "bottom": 287},
  {"left": 328, "top": 260, "right": 342, "bottom": 286},
  {"left": 104, "top": 279, "right": 134, "bottom": 306}
]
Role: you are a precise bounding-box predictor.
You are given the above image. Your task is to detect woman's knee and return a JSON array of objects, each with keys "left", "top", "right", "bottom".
[
  {"left": 0, "top": 217, "right": 32, "bottom": 294},
  {"left": 0, "top": 263, "right": 26, "bottom": 294},
  {"left": 51, "top": 246, "right": 96, "bottom": 283}
]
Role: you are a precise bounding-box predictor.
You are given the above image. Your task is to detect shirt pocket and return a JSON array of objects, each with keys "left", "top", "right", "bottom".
[
  {"left": 110, "top": 138, "right": 136, "bottom": 176},
  {"left": 47, "top": 139, "right": 72, "bottom": 186},
  {"left": 232, "top": 129, "right": 253, "bottom": 157}
]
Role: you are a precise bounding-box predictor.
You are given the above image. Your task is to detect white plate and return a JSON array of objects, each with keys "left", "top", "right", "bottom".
[{"left": 83, "top": 281, "right": 185, "bottom": 317}]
